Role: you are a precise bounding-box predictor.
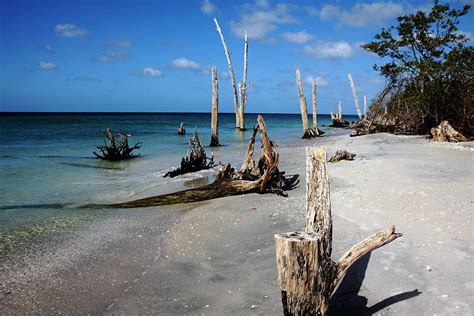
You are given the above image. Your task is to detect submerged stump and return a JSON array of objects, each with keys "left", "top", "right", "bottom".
[
  {"left": 178, "top": 122, "right": 186, "bottom": 135},
  {"left": 93, "top": 128, "right": 141, "bottom": 161}
]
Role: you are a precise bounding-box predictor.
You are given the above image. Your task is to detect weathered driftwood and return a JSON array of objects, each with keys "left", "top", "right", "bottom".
[
  {"left": 430, "top": 120, "right": 467, "bottom": 142},
  {"left": 328, "top": 150, "right": 356, "bottom": 163},
  {"left": 312, "top": 79, "right": 325, "bottom": 137},
  {"left": 214, "top": 18, "right": 240, "bottom": 128},
  {"left": 178, "top": 122, "right": 186, "bottom": 135},
  {"left": 348, "top": 73, "right": 363, "bottom": 121},
  {"left": 210, "top": 66, "right": 220, "bottom": 147},
  {"left": 296, "top": 69, "right": 317, "bottom": 138},
  {"left": 275, "top": 148, "right": 401, "bottom": 315},
  {"left": 93, "top": 128, "right": 141, "bottom": 161},
  {"left": 330, "top": 102, "right": 347, "bottom": 128},
  {"left": 164, "top": 130, "right": 214, "bottom": 178},
  {"left": 112, "top": 115, "right": 286, "bottom": 208},
  {"left": 238, "top": 31, "right": 249, "bottom": 131}
]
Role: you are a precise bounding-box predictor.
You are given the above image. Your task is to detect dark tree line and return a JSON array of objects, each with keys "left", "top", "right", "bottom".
[{"left": 362, "top": 1, "right": 473, "bottom": 137}]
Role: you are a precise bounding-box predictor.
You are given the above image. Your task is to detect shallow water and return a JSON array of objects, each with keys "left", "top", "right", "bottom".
[{"left": 0, "top": 112, "right": 357, "bottom": 255}]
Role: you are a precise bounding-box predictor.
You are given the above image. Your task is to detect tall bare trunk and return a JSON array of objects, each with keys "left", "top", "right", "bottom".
[
  {"left": 363, "top": 95, "right": 367, "bottom": 120},
  {"left": 210, "top": 66, "right": 220, "bottom": 147},
  {"left": 239, "top": 31, "right": 248, "bottom": 131},
  {"left": 214, "top": 18, "right": 240, "bottom": 128},
  {"left": 348, "top": 73, "right": 363, "bottom": 121},
  {"left": 296, "top": 69, "right": 315, "bottom": 138},
  {"left": 312, "top": 79, "right": 319, "bottom": 136}
]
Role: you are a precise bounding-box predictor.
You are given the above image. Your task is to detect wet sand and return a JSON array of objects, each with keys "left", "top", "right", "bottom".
[{"left": 1, "top": 132, "right": 473, "bottom": 315}]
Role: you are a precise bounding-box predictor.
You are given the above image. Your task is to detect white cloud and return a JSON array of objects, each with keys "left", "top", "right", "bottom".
[
  {"left": 141, "top": 67, "right": 163, "bottom": 77},
  {"left": 282, "top": 31, "right": 313, "bottom": 44},
  {"left": 39, "top": 61, "right": 56, "bottom": 70},
  {"left": 201, "top": 0, "right": 217, "bottom": 15},
  {"left": 304, "top": 41, "right": 353, "bottom": 59},
  {"left": 319, "top": 2, "right": 404, "bottom": 27},
  {"left": 304, "top": 6, "right": 319, "bottom": 17},
  {"left": 458, "top": 30, "right": 473, "bottom": 42},
  {"left": 108, "top": 39, "right": 133, "bottom": 48},
  {"left": 55, "top": 23, "right": 87, "bottom": 38},
  {"left": 96, "top": 50, "right": 129, "bottom": 62},
  {"left": 319, "top": 5, "right": 341, "bottom": 21},
  {"left": 230, "top": 3, "right": 297, "bottom": 40},
  {"left": 171, "top": 57, "right": 209, "bottom": 74},
  {"left": 41, "top": 44, "right": 54, "bottom": 53},
  {"left": 304, "top": 75, "right": 328, "bottom": 87}
]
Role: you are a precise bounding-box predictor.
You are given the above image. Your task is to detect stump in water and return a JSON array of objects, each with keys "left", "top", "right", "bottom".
[
  {"left": 328, "top": 150, "right": 356, "bottom": 163},
  {"left": 164, "top": 129, "right": 214, "bottom": 178},
  {"left": 93, "top": 128, "right": 142, "bottom": 161},
  {"left": 275, "top": 148, "right": 401, "bottom": 315},
  {"left": 330, "top": 102, "right": 346, "bottom": 128},
  {"left": 430, "top": 121, "right": 467, "bottom": 142},
  {"left": 112, "top": 115, "right": 287, "bottom": 208},
  {"left": 178, "top": 122, "right": 186, "bottom": 135}
]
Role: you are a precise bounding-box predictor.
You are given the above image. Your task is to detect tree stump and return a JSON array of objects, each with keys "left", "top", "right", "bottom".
[
  {"left": 93, "top": 128, "right": 142, "bottom": 161},
  {"left": 178, "top": 122, "right": 186, "bottom": 135},
  {"left": 275, "top": 148, "right": 401, "bottom": 315},
  {"left": 430, "top": 120, "right": 467, "bottom": 142}
]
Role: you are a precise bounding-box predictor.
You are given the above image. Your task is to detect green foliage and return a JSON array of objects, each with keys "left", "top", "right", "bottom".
[{"left": 363, "top": 1, "right": 473, "bottom": 136}]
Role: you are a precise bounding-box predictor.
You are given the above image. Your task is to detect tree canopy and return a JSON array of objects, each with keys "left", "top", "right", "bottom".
[{"left": 362, "top": 1, "right": 473, "bottom": 136}]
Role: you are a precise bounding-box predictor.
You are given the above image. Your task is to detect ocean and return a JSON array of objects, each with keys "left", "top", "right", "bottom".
[{"left": 0, "top": 112, "right": 357, "bottom": 256}]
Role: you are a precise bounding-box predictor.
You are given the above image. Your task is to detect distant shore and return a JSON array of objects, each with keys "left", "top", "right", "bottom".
[{"left": 1, "top": 131, "right": 473, "bottom": 315}]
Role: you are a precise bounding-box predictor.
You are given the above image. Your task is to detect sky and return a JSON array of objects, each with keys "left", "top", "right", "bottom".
[{"left": 0, "top": 0, "right": 472, "bottom": 114}]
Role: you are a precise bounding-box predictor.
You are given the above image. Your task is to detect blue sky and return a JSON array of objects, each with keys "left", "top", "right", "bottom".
[{"left": 0, "top": 0, "right": 472, "bottom": 114}]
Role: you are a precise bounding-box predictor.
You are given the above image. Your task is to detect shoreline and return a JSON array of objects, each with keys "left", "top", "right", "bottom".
[{"left": 1, "top": 131, "right": 473, "bottom": 314}]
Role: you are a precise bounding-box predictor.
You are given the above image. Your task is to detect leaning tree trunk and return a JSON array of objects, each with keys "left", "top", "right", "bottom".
[
  {"left": 210, "top": 66, "right": 220, "bottom": 147},
  {"left": 214, "top": 18, "right": 240, "bottom": 128},
  {"left": 296, "top": 69, "right": 316, "bottom": 138},
  {"left": 275, "top": 148, "right": 402, "bottom": 315},
  {"left": 311, "top": 79, "right": 324, "bottom": 137},
  {"left": 348, "top": 73, "right": 362, "bottom": 121},
  {"left": 238, "top": 31, "right": 249, "bottom": 131}
]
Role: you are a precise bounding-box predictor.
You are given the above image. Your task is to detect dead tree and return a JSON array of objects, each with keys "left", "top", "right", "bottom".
[
  {"left": 210, "top": 66, "right": 220, "bottom": 147},
  {"left": 296, "top": 69, "right": 317, "bottom": 138},
  {"left": 178, "top": 122, "right": 186, "bottom": 135},
  {"left": 275, "top": 148, "right": 401, "bottom": 315},
  {"left": 93, "top": 128, "right": 141, "bottom": 161},
  {"left": 363, "top": 95, "right": 367, "bottom": 120},
  {"left": 330, "top": 102, "right": 345, "bottom": 127},
  {"left": 112, "top": 115, "right": 287, "bottom": 208},
  {"left": 164, "top": 129, "right": 214, "bottom": 178},
  {"left": 214, "top": 18, "right": 250, "bottom": 131},
  {"left": 430, "top": 120, "right": 467, "bottom": 142},
  {"left": 328, "top": 150, "right": 356, "bottom": 163},
  {"left": 312, "top": 78, "right": 324, "bottom": 137},
  {"left": 348, "top": 73, "right": 363, "bottom": 121}
]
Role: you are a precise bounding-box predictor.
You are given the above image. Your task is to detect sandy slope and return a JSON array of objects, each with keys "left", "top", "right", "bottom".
[{"left": 1, "top": 132, "right": 473, "bottom": 315}]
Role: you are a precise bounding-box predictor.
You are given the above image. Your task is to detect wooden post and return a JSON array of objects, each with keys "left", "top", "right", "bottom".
[
  {"left": 348, "top": 73, "right": 363, "bottom": 121},
  {"left": 214, "top": 18, "right": 240, "bottom": 128},
  {"left": 275, "top": 148, "right": 402, "bottom": 315},
  {"left": 238, "top": 31, "right": 248, "bottom": 131},
  {"left": 296, "top": 69, "right": 316, "bottom": 138},
  {"left": 210, "top": 66, "right": 220, "bottom": 147},
  {"left": 312, "top": 79, "right": 320, "bottom": 136}
]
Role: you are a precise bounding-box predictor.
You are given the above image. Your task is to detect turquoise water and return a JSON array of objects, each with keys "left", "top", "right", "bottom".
[{"left": 0, "top": 112, "right": 356, "bottom": 254}]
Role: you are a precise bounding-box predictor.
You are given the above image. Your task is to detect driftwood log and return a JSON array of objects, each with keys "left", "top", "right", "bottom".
[
  {"left": 93, "top": 128, "right": 141, "bottom": 161},
  {"left": 275, "top": 148, "right": 401, "bottom": 315},
  {"left": 210, "top": 66, "right": 220, "bottom": 147},
  {"left": 178, "top": 122, "right": 186, "bottom": 135},
  {"left": 164, "top": 130, "right": 214, "bottom": 178},
  {"left": 112, "top": 115, "right": 286, "bottom": 208},
  {"left": 328, "top": 150, "right": 356, "bottom": 163},
  {"left": 296, "top": 69, "right": 317, "bottom": 138},
  {"left": 430, "top": 120, "right": 467, "bottom": 142}
]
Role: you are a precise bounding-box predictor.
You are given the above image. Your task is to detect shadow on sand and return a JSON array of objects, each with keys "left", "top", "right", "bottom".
[{"left": 328, "top": 253, "right": 421, "bottom": 315}]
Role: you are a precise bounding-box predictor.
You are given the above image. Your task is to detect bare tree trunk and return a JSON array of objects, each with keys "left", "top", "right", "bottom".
[
  {"left": 337, "top": 102, "right": 342, "bottom": 121},
  {"left": 214, "top": 18, "right": 240, "bottom": 128},
  {"left": 239, "top": 31, "right": 248, "bottom": 131},
  {"left": 275, "top": 148, "right": 402, "bottom": 315},
  {"left": 296, "top": 69, "right": 316, "bottom": 138},
  {"left": 312, "top": 79, "right": 320, "bottom": 136},
  {"left": 348, "top": 73, "right": 363, "bottom": 121},
  {"left": 210, "top": 66, "right": 220, "bottom": 147},
  {"left": 363, "top": 95, "right": 367, "bottom": 120}
]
